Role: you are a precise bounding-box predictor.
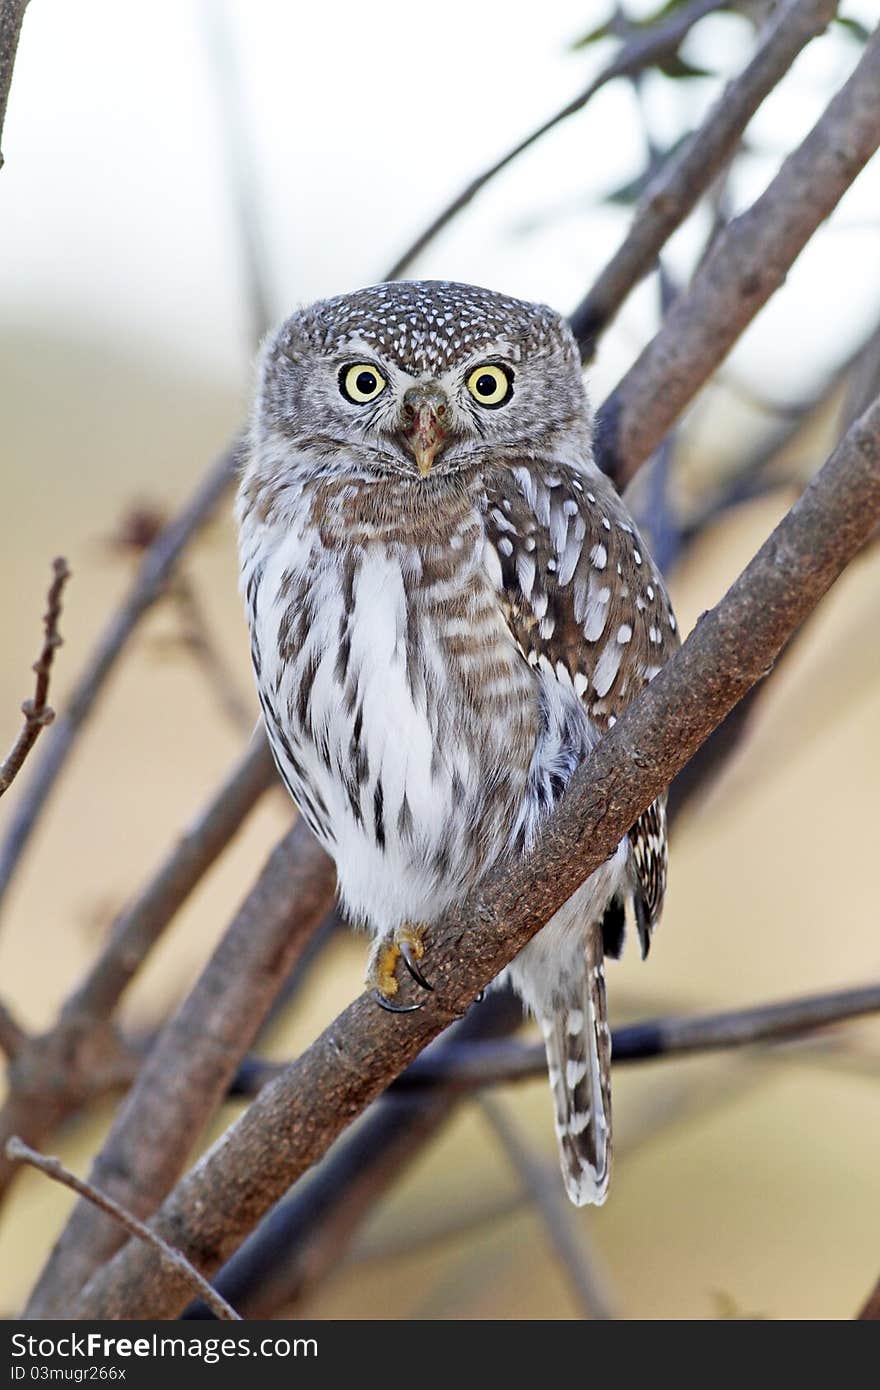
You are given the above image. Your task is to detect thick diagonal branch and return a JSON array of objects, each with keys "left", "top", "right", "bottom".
[
  {"left": 64, "top": 392, "right": 880, "bottom": 1320},
  {"left": 595, "top": 23, "right": 880, "bottom": 485}
]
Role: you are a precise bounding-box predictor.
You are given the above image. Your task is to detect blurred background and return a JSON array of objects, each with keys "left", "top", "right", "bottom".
[{"left": 1, "top": 0, "right": 879, "bottom": 1319}]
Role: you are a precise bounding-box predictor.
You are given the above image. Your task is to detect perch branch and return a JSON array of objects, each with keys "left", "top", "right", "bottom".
[
  {"left": 5, "top": 1137, "right": 239, "bottom": 1321},
  {"left": 594, "top": 23, "right": 880, "bottom": 484},
  {"left": 62, "top": 391, "right": 880, "bottom": 1320},
  {"left": 570, "top": 0, "right": 839, "bottom": 358},
  {"left": 384, "top": 0, "right": 726, "bottom": 281},
  {"left": 0, "top": 443, "right": 240, "bottom": 920},
  {"left": 184, "top": 990, "right": 523, "bottom": 1319},
  {"left": 0, "top": 558, "right": 70, "bottom": 798}
]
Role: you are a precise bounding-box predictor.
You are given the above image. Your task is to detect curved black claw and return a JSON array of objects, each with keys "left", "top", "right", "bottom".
[
  {"left": 399, "top": 940, "right": 433, "bottom": 992},
  {"left": 371, "top": 988, "right": 424, "bottom": 1014}
]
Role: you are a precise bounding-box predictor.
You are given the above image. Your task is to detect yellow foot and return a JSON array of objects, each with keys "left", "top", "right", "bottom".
[{"left": 369, "top": 925, "right": 432, "bottom": 1014}]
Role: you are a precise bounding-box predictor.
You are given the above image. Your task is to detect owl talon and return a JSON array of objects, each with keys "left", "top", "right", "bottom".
[
  {"left": 400, "top": 939, "right": 433, "bottom": 992},
  {"left": 371, "top": 988, "right": 424, "bottom": 1014}
]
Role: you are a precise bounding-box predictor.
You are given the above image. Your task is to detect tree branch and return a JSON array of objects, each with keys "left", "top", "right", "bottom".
[
  {"left": 24, "top": 819, "right": 336, "bottom": 1318},
  {"left": 384, "top": 0, "right": 726, "bottom": 281},
  {"left": 224, "top": 980, "right": 880, "bottom": 1097},
  {"left": 594, "top": 23, "right": 880, "bottom": 485},
  {"left": 62, "top": 390, "right": 880, "bottom": 1320},
  {"left": 0, "top": 0, "right": 28, "bottom": 171},
  {"left": 0, "top": 444, "right": 240, "bottom": 921},
  {"left": 0, "top": 732, "right": 277, "bottom": 1202},
  {"left": 185, "top": 990, "right": 523, "bottom": 1319},
  {"left": 5, "top": 1137, "right": 240, "bottom": 1321},
  {"left": 0, "top": 558, "right": 70, "bottom": 798},
  {"left": 570, "top": 0, "right": 840, "bottom": 358}
]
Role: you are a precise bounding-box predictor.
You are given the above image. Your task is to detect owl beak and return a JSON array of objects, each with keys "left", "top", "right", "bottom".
[{"left": 401, "top": 390, "right": 448, "bottom": 477}]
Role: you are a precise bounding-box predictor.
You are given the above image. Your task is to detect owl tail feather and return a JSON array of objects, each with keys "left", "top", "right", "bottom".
[{"left": 540, "top": 954, "right": 612, "bottom": 1207}]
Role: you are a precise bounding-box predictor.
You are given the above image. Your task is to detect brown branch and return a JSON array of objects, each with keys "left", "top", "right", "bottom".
[
  {"left": 185, "top": 989, "right": 523, "bottom": 1319},
  {"left": 594, "top": 23, "right": 880, "bottom": 485},
  {"left": 384, "top": 0, "right": 726, "bottom": 281},
  {"left": 5, "top": 1137, "right": 240, "bottom": 1321},
  {"left": 857, "top": 1275, "right": 880, "bottom": 1319},
  {"left": 570, "top": 0, "right": 840, "bottom": 358},
  {"left": 479, "top": 1095, "right": 617, "bottom": 1320},
  {"left": 0, "top": 558, "right": 70, "bottom": 798},
  {"left": 0, "top": 0, "right": 28, "bottom": 171},
  {"left": 0, "top": 732, "right": 277, "bottom": 1202},
  {"left": 24, "top": 819, "right": 336, "bottom": 1318},
  {"left": 61, "top": 390, "right": 880, "bottom": 1320},
  {"left": 0, "top": 999, "right": 26, "bottom": 1059},
  {"left": 168, "top": 577, "right": 254, "bottom": 733},
  {"left": 0, "top": 444, "right": 240, "bottom": 920}
]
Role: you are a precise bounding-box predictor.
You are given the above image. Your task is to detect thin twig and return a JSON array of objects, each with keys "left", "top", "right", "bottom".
[
  {"left": 0, "top": 558, "right": 70, "bottom": 798},
  {"left": 384, "top": 0, "right": 726, "bottom": 281},
  {"left": 227, "top": 980, "right": 880, "bottom": 1097},
  {"left": 570, "top": 0, "right": 840, "bottom": 358},
  {"left": 0, "top": 0, "right": 28, "bottom": 171},
  {"left": 169, "top": 577, "right": 254, "bottom": 733},
  {"left": 200, "top": 0, "right": 274, "bottom": 347},
  {"left": 0, "top": 444, "right": 240, "bottom": 921},
  {"left": 60, "top": 391, "right": 880, "bottom": 1320},
  {"left": 5, "top": 1137, "right": 240, "bottom": 1321},
  {"left": 594, "top": 24, "right": 880, "bottom": 484},
  {"left": 479, "top": 1096, "right": 617, "bottom": 1320}
]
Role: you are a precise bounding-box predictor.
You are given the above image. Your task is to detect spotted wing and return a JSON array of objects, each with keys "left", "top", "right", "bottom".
[{"left": 481, "top": 462, "right": 680, "bottom": 953}]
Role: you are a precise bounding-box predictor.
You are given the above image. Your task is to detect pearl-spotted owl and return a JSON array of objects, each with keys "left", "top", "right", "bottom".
[{"left": 237, "top": 280, "right": 679, "bottom": 1205}]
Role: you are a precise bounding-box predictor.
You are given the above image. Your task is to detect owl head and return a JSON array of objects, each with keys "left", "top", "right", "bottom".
[{"left": 251, "top": 280, "right": 592, "bottom": 484}]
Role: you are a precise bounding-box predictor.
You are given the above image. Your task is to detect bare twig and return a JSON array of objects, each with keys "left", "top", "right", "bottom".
[
  {"left": 480, "top": 1096, "right": 617, "bottom": 1320},
  {"left": 0, "top": 732, "right": 277, "bottom": 1201},
  {"left": 25, "top": 819, "right": 336, "bottom": 1318},
  {"left": 0, "top": 444, "right": 240, "bottom": 921},
  {"left": 570, "top": 0, "right": 840, "bottom": 358},
  {"left": 200, "top": 0, "right": 274, "bottom": 347},
  {"left": 227, "top": 980, "right": 880, "bottom": 1097},
  {"left": 594, "top": 25, "right": 880, "bottom": 484},
  {"left": 0, "top": 0, "right": 28, "bottom": 171},
  {"left": 0, "top": 558, "right": 70, "bottom": 798},
  {"left": 5, "top": 1137, "right": 240, "bottom": 1321},
  {"left": 61, "top": 392, "right": 880, "bottom": 1320},
  {"left": 169, "top": 578, "right": 254, "bottom": 733},
  {"left": 0, "top": 999, "right": 26, "bottom": 1059},
  {"left": 384, "top": 0, "right": 726, "bottom": 281}
]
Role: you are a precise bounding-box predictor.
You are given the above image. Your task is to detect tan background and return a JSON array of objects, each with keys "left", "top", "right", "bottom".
[{"left": 1, "top": 0, "right": 879, "bottom": 1321}]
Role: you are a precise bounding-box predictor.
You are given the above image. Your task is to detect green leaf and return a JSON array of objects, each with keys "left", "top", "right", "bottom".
[
  {"left": 835, "top": 15, "right": 870, "bottom": 44},
  {"left": 570, "top": 15, "right": 617, "bottom": 50},
  {"left": 656, "top": 52, "right": 715, "bottom": 78}
]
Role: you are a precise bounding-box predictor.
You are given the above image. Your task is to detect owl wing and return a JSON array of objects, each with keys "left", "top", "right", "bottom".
[{"left": 481, "top": 462, "right": 680, "bottom": 956}]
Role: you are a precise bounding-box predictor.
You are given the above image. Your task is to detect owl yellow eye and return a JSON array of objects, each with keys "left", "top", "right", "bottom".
[
  {"left": 466, "top": 363, "right": 513, "bottom": 408},
  {"left": 340, "top": 363, "right": 387, "bottom": 404}
]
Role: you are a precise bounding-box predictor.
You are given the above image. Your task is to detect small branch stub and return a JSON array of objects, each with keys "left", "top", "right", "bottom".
[{"left": 0, "top": 558, "right": 71, "bottom": 799}]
